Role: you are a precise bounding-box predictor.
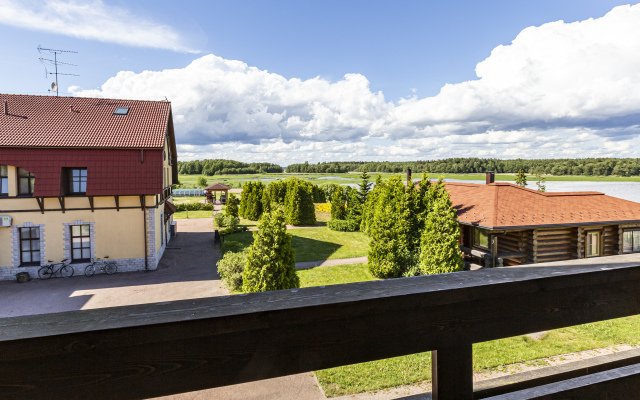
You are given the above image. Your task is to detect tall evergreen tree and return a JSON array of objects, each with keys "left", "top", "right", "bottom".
[
  {"left": 367, "top": 175, "right": 415, "bottom": 278},
  {"left": 419, "top": 190, "right": 464, "bottom": 275},
  {"left": 284, "top": 181, "right": 316, "bottom": 225},
  {"left": 346, "top": 188, "right": 363, "bottom": 227},
  {"left": 225, "top": 193, "right": 239, "bottom": 217},
  {"left": 358, "top": 167, "right": 370, "bottom": 203},
  {"left": 242, "top": 210, "right": 299, "bottom": 292},
  {"left": 330, "top": 188, "right": 346, "bottom": 220}
]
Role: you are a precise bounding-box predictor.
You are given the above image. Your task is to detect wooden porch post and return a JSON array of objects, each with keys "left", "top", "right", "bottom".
[{"left": 432, "top": 343, "right": 473, "bottom": 400}]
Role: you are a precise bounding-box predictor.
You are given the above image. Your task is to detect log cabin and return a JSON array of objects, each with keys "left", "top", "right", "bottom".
[
  {"left": 0, "top": 94, "right": 178, "bottom": 280},
  {"left": 445, "top": 172, "right": 640, "bottom": 267}
]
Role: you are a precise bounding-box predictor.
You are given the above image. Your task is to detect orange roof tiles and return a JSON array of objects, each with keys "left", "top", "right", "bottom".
[
  {"left": 0, "top": 94, "right": 170, "bottom": 148},
  {"left": 442, "top": 182, "right": 640, "bottom": 229}
]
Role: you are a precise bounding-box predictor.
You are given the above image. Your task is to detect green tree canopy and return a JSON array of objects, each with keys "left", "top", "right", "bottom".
[
  {"left": 242, "top": 210, "right": 300, "bottom": 292},
  {"left": 419, "top": 190, "right": 464, "bottom": 275}
]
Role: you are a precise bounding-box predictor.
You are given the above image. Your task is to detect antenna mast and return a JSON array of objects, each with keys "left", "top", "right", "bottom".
[{"left": 38, "top": 45, "right": 79, "bottom": 97}]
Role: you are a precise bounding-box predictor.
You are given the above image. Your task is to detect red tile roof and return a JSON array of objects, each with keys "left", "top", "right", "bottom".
[
  {"left": 205, "top": 183, "right": 230, "bottom": 190},
  {"left": 439, "top": 182, "right": 640, "bottom": 229},
  {"left": 0, "top": 94, "right": 170, "bottom": 148}
]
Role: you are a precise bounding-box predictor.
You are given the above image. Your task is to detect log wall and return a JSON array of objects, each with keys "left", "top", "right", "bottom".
[
  {"left": 533, "top": 228, "right": 578, "bottom": 263},
  {"left": 497, "top": 230, "right": 533, "bottom": 266}
]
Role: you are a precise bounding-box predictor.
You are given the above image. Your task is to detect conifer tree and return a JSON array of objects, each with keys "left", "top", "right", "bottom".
[
  {"left": 516, "top": 169, "right": 527, "bottom": 187},
  {"left": 367, "top": 175, "right": 414, "bottom": 278},
  {"left": 242, "top": 210, "right": 299, "bottom": 292},
  {"left": 284, "top": 181, "right": 316, "bottom": 225},
  {"left": 330, "top": 188, "right": 346, "bottom": 220},
  {"left": 419, "top": 190, "right": 464, "bottom": 275},
  {"left": 238, "top": 181, "right": 251, "bottom": 218},
  {"left": 225, "top": 193, "right": 239, "bottom": 217},
  {"left": 360, "top": 174, "right": 384, "bottom": 234},
  {"left": 358, "top": 167, "right": 370, "bottom": 203},
  {"left": 346, "top": 188, "right": 363, "bottom": 227}
]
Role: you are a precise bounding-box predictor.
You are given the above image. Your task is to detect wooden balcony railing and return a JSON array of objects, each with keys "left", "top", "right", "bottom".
[{"left": 2, "top": 261, "right": 640, "bottom": 399}]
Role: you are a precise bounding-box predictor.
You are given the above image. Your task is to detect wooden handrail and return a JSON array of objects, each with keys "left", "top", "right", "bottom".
[{"left": 2, "top": 261, "right": 640, "bottom": 399}]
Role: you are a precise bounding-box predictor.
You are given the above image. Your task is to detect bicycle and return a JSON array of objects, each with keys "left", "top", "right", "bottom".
[
  {"left": 38, "top": 258, "right": 73, "bottom": 279},
  {"left": 84, "top": 256, "right": 118, "bottom": 277}
]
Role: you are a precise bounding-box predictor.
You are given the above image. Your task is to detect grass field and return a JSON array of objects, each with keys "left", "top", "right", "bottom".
[
  {"left": 298, "top": 264, "right": 640, "bottom": 397},
  {"left": 177, "top": 172, "right": 640, "bottom": 189},
  {"left": 225, "top": 227, "right": 370, "bottom": 263},
  {"left": 298, "top": 263, "right": 377, "bottom": 288}
]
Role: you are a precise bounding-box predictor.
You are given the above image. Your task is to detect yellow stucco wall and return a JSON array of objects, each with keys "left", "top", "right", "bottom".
[
  {"left": 0, "top": 195, "right": 151, "bottom": 267},
  {"left": 0, "top": 227, "right": 12, "bottom": 267}
]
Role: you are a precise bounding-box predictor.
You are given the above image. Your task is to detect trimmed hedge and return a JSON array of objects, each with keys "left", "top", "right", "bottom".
[
  {"left": 175, "top": 202, "right": 214, "bottom": 211},
  {"left": 327, "top": 218, "right": 360, "bottom": 232}
]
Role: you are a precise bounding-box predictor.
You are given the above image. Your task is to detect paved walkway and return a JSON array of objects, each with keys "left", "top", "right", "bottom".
[{"left": 0, "top": 218, "right": 226, "bottom": 318}]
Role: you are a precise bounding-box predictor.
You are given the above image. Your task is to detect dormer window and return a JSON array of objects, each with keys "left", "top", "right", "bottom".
[{"left": 114, "top": 107, "right": 130, "bottom": 115}]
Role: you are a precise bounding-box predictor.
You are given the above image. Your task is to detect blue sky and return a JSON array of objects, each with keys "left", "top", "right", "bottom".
[{"left": 1, "top": 1, "right": 639, "bottom": 165}]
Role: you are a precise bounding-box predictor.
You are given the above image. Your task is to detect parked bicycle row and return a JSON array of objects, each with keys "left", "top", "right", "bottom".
[{"left": 38, "top": 257, "right": 118, "bottom": 279}]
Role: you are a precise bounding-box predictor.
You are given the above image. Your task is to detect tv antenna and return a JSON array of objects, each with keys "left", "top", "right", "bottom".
[{"left": 38, "top": 45, "right": 79, "bottom": 97}]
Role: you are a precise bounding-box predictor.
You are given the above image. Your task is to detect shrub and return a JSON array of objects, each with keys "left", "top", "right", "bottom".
[
  {"left": 197, "top": 176, "right": 208, "bottom": 188},
  {"left": 284, "top": 181, "right": 316, "bottom": 226},
  {"left": 175, "top": 202, "right": 213, "bottom": 211},
  {"left": 221, "top": 240, "right": 245, "bottom": 255},
  {"left": 327, "top": 218, "right": 360, "bottom": 232},
  {"left": 217, "top": 249, "right": 248, "bottom": 291},
  {"left": 214, "top": 213, "right": 240, "bottom": 230},
  {"left": 242, "top": 210, "right": 299, "bottom": 293},
  {"left": 330, "top": 189, "right": 346, "bottom": 220},
  {"left": 225, "top": 193, "right": 239, "bottom": 217},
  {"left": 419, "top": 190, "right": 464, "bottom": 275},
  {"left": 315, "top": 203, "right": 331, "bottom": 213}
]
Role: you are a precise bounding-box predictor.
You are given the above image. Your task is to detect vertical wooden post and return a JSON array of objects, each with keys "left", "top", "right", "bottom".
[{"left": 432, "top": 343, "right": 473, "bottom": 400}]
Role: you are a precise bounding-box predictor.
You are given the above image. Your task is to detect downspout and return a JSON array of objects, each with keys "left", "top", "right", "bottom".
[
  {"left": 143, "top": 199, "right": 148, "bottom": 270},
  {"left": 491, "top": 230, "right": 508, "bottom": 268}
]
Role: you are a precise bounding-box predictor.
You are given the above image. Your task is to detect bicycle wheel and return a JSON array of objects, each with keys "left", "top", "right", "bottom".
[
  {"left": 84, "top": 265, "right": 96, "bottom": 277},
  {"left": 60, "top": 265, "right": 74, "bottom": 278},
  {"left": 105, "top": 262, "right": 117, "bottom": 275},
  {"left": 38, "top": 266, "right": 53, "bottom": 279}
]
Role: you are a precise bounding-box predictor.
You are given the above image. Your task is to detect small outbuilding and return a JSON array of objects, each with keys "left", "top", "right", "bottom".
[
  {"left": 204, "top": 183, "right": 230, "bottom": 204},
  {"left": 442, "top": 172, "right": 640, "bottom": 267}
]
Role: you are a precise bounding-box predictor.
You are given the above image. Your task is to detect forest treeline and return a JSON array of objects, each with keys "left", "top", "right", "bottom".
[
  {"left": 177, "top": 159, "right": 283, "bottom": 175},
  {"left": 285, "top": 158, "right": 640, "bottom": 176}
]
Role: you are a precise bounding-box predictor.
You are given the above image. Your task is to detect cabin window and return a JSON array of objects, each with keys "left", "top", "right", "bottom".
[
  {"left": 18, "top": 168, "right": 34, "bottom": 196},
  {"left": 20, "top": 227, "right": 40, "bottom": 265},
  {"left": 622, "top": 230, "right": 640, "bottom": 253},
  {"left": 67, "top": 168, "right": 87, "bottom": 195},
  {"left": 474, "top": 228, "right": 489, "bottom": 249},
  {"left": 0, "top": 165, "right": 7, "bottom": 196},
  {"left": 585, "top": 231, "right": 601, "bottom": 257},
  {"left": 71, "top": 225, "right": 91, "bottom": 262}
]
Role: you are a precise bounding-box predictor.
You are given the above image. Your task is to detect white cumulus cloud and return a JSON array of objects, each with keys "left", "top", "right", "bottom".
[
  {"left": 72, "top": 4, "right": 640, "bottom": 163},
  {"left": 0, "top": 0, "right": 196, "bottom": 52}
]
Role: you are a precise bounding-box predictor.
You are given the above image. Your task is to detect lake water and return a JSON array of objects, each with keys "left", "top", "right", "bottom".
[{"left": 442, "top": 179, "right": 640, "bottom": 203}]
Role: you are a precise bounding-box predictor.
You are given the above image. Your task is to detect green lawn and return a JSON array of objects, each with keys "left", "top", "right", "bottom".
[
  {"left": 302, "top": 264, "right": 640, "bottom": 397},
  {"left": 173, "top": 210, "right": 212, "bottom": 219},
  {"left": 225, "top": 227, "right": 370, "bottom": 262},
  {"left": 177, "top": 172, "right": 640, "bottom": 188},
  {"left": 298, "top": 263, "right": 377, "bottom": 288}
]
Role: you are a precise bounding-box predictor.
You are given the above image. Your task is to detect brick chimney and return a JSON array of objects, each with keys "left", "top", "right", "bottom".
[
  {"left": 486, "top": 171, "right": 495, "bottom": 184},
  {"left": 69, "top": 105, "right": 74, "bottom": 113},
  {"left": 3, "top": 100, "right": 7, "bottom": 115}
]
